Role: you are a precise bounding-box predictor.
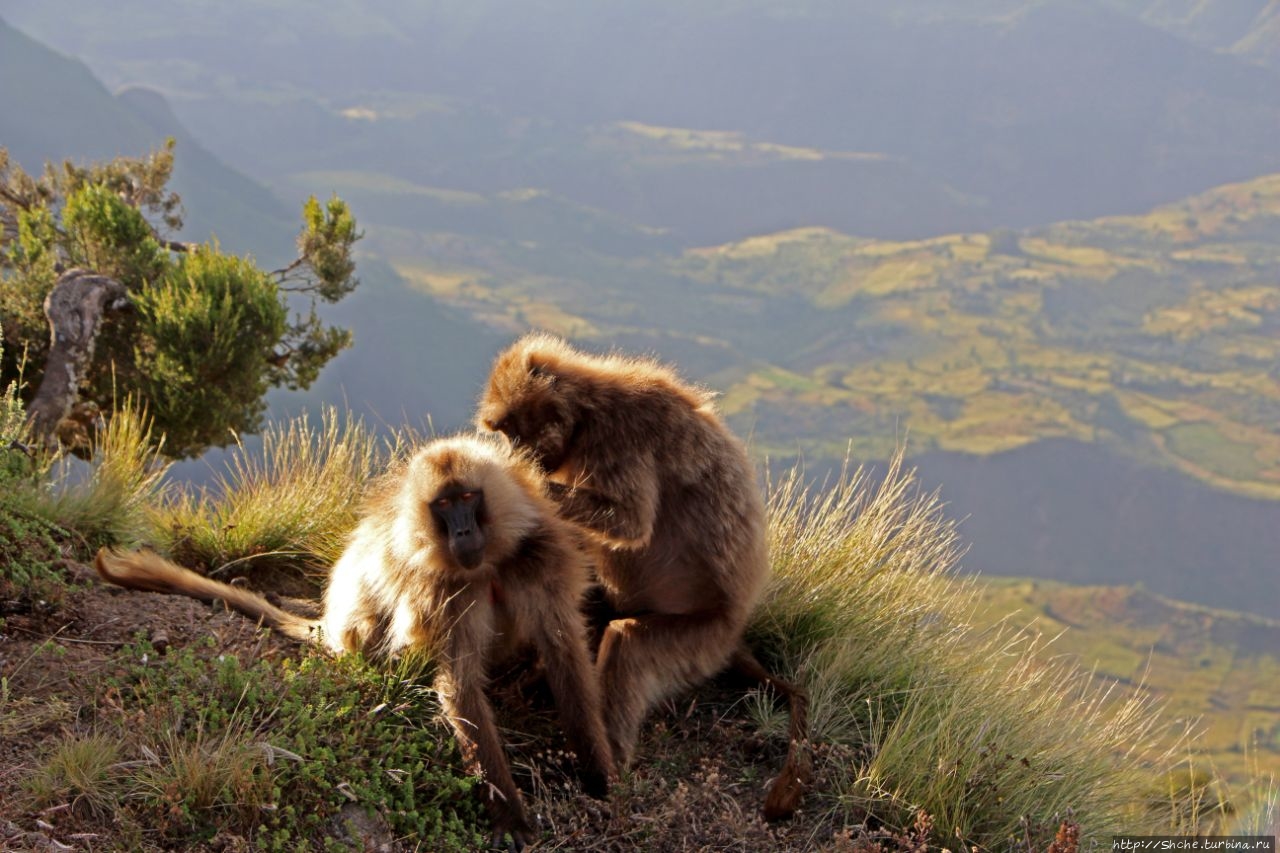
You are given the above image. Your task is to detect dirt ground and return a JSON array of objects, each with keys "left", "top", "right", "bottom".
[
  {"left": 0, "top": 564, "right": 880, "bottom": 852},
  {"left": 0, "top": 563, "right": 300, "bottom": 850}
]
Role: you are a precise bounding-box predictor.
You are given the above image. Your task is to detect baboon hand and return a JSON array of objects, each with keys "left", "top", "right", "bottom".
[
  {"left": 579, "top": 763, "right": 612, "bottom": 800},
  {"left": 489, "top": 822, "right": 532, "bottom": 852}
]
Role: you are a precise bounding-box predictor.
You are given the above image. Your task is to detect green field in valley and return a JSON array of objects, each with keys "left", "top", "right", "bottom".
[
  {"left": 976, "top": 577, "right": 1280, "bottom": 797},
  {"left": 357, "top": 172, "right": 1280, "bottom": 500}
]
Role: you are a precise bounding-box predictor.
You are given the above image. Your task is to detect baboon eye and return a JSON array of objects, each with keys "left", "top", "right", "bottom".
[
  {"left": 433, "top": 497, "right": 451, "bottom": 509},
  {"left": 460, "top": 491, "right": 477, "bottom": 503}
]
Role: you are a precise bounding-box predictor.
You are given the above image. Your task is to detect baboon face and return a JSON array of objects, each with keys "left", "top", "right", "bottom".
[
  {"left": 478, "top": 361, "right": 576, "bottom": 473},
  {"left": 429, "top": 485, "right": 487, "bottom": 569}
]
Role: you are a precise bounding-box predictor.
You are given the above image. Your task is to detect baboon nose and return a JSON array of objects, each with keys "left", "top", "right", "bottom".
[{"left": 451, "top": 531, "right": 486, "bottom": 569}]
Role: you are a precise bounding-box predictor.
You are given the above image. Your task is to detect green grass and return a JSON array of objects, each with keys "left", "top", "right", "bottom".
[
  {"left": 361, "top": 172, "right": 1280, "bottom": 499},
  {"left": 25, "top": 734, "right": 125, "bottom": 820},
  {"left": 3, "top": 402, "right": 1266, "bottom": 849},
  {"left": 151, "top": 407, "right": 390, "bottom": 575},
  {"left": 36, "top": 399, "right": 171, "bottom": 551},
  {"left": 749, "top": 452, "right": 1184, "bottom": 848},
  {"left": 128, "top": 722, "right": 276, "bottom": 838},
  {"left": 18, "top": 640, "right": 482, "bottom": 850}
]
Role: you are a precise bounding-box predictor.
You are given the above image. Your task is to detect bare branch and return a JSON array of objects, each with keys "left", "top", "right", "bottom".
[
  {"left": 0, "top": 185, "right": 37, "bottom": 212},
  {"left": 158, "top": 237, "right": 193, "bottom": 254},
  {"left": 6, "top": 439, "right": 35, "bottom": 457},
  {"left": 270, "top": 257, "right": 307, "bottom": 280},
  {"left": 0, "top": 205, "right": 17, "bottom": 249},
  {"left": 25, "top": 268, "right": 128, "bottom": 447}
]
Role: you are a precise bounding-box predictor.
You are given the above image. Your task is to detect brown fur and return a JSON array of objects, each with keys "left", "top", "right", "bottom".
[
  {"left": 95, "top": 434, "right": 614, "bottom": 847},
  {"left": 478, "top": 333, "right": 811, "bottom": 819}
]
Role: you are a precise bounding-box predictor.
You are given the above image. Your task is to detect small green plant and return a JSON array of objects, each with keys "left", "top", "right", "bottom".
[
  {"left": 0, "top": 504, "right": 64, "bottom": 606},
  {"left": 69, "top": 639, "right": 486, "bottom": 849}
]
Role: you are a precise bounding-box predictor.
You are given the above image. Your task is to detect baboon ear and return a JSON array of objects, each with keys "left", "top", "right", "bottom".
[{"left": 528, "top": 358, "right": 556, "bottom": 383}]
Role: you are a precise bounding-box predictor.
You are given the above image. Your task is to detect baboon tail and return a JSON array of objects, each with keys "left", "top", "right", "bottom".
[
  {"left": 94, "top": 547, "right": 321, "bottom": 645},
  {"left": 730, "top": 643, "right": 812, "bottom": 822}
]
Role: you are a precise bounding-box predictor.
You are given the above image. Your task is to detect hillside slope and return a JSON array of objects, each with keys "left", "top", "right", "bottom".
[
  {"left": 1105, "top": 0, "right": 1280, "bottom": 69},
  {"left": 978, "top": 578, "right": 1280, "bottom": 793},
  {"left": 0, "top": 16, "right": 289, "bottom": 259}
]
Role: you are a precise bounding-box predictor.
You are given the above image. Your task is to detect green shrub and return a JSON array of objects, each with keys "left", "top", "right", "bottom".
[
  {"left": 1, "top": 146, "right": 359, "bottom": 460},
  {"left": 0, "top": 506, "right": 65, "bottom": 611},
  {"left": 130, "top": 248, "right": 289, "bottom": 457},
  {"left": 62, "top": 183, "right": 168, "bottom": 284}
]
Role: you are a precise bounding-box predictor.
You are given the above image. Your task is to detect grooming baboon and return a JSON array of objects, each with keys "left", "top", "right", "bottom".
[
  {"left": 96, "top": 435, "right": 614, "bottom": 846},
  {"left": 478, "top": 333, "right": 811, "bottom": 820}
]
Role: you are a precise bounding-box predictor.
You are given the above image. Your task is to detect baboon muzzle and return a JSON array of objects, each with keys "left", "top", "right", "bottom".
[{"left": 442, "top": 503, "right": 486, "bottom": 569}]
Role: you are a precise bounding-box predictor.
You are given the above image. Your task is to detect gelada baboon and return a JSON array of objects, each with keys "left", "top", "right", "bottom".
[
  {"left": 96, "top": 434, "right": 614, "bottom": 846},
  {"left": 477, "top": 333, "right": 810, "bottom": 819}
]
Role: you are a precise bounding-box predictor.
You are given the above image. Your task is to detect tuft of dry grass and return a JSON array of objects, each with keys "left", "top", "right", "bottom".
[
  {"left": 2, "top": 399, "right": 169, "bottom": 556},
  {"left": 40, "top": 399, "right": 172, "bottom": 551},
  {"left": 749, "top": 451, "right": 1181, "bottom": 849},
  {"left": 0, "top": 361, "right": 25, "bottom": 451},
  {"left": 24, "top": 734, "right": 125, "bottom": 820},
  {"left": 150, "top": 407, "right": 392, "bottom": 575},
  {"left": 133, "top": 725, "right": 274, "bottom": 836}
]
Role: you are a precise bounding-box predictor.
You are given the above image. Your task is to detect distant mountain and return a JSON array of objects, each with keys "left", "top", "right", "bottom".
[
  {"left": 9, "top": 1, "right": 1280, "bottom": 240},
  {"left": 0, "top": 16, "right": 290, "bottom": 259},
  {"left": 135, "top": 92, "right": 991, "bottom": 247},
  {"left": 1104, "top": 0, "right": 1280, "bottom": 69},
  {"left": 0, "top": 18, "right": 153, "bottom": 170},
  {"left": 923, "top": 439, "right": 1280, "bottom": 617},
  {"left": 113, "top": 87, "right": 291, "bottom": 260},
  {"left": 270, "top": 169, "right": 677, "bottom": 258},
  {"left": 265, "top": 258, "right": 505, "bottom": 434},
  {"left": 372, "top": 172, "right": 1280, "bottom": 500}
]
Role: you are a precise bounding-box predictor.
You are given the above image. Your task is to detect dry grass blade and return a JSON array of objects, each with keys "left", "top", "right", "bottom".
[
  {"left": 151, "top": 406, "right": 393, "bottom": 573},
  {"left": 748, "top": 448, "right": 1182, "bottom": 848}
]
